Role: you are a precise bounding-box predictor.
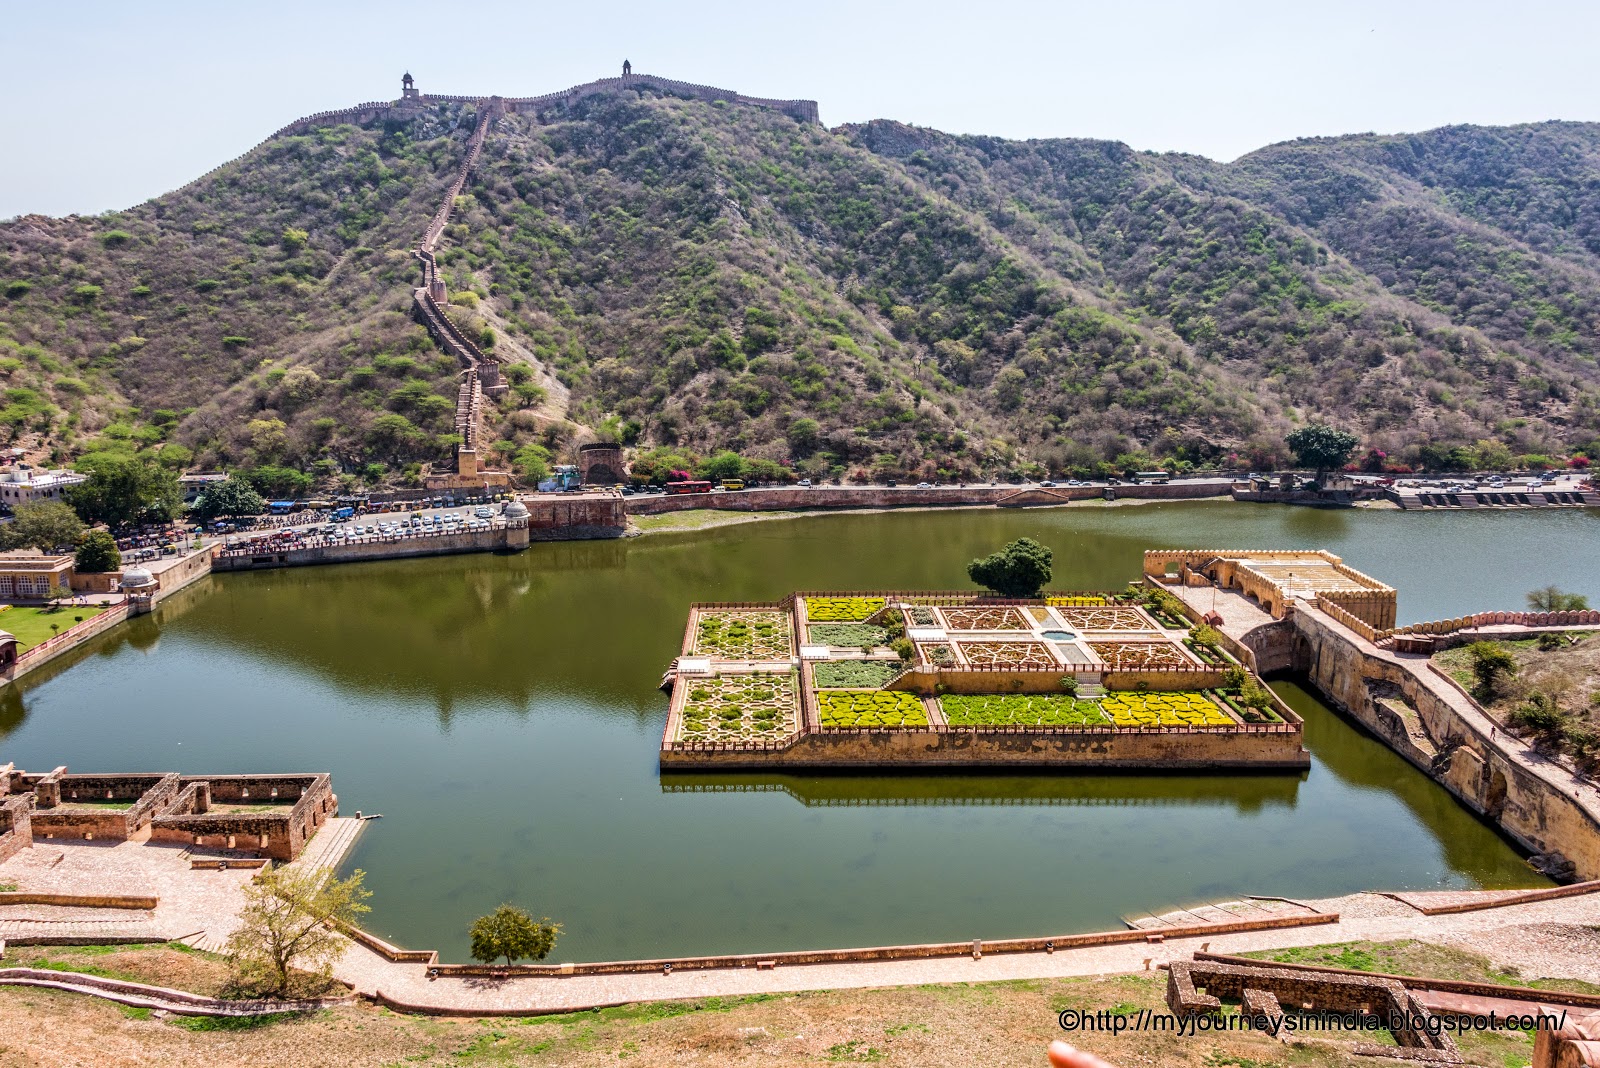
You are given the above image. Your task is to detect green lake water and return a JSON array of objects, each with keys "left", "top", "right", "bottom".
[{"left": 2, "top": 501, "right": 1593, "bottom": 961}]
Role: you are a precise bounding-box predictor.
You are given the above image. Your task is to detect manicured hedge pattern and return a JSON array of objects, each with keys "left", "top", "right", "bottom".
[
  {"left": 804, "top": 597, "right": 885, "bottom": 622},
  {"left": 809, "top": 623, "right": 889, "bottom": 647},
  {"left": 678, "top": 673, "right": 798, "bottom": 741},
  {"left": 694, "top": 611, "right": 791, "bottom": 660},
  {"left": 1101, "top": 692, "right": 1234, "bottom": 727},
  {"left": 940, "top": 694, "right": 1109, "bottom": 726},
  {"left": 817, "top": 690, "right": 929, "bottom": 728},
  {"left": 812, "top": 660, "right": 902, "bottom": 688}
]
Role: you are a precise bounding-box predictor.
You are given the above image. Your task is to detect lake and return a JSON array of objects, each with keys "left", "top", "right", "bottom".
[{"left": 3, "top": 500, "right": 1593, "bottom": 961}]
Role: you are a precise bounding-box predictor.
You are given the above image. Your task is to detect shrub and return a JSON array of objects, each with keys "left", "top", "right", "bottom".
[
  {"left": 817, "top": 690, "right": 928, "bottom": 728},
  {"left": 967, "top": 538, "right": 1052, "bottom": 597},
  {"left": 940, "top": 694, "right": 1107, "bottom": 726},
  {"left": 813, "top": 661, "right": 901, "bottom": 688},
  {"left": 1189, "top": 624, "right": 1222, "bottom": 650},
  {"left": 1508, "top": 692, "right": 1565, "bottom": 739},
  {"left": 891, "top": 637, "right": 914, "bottom": 662},
  {"left": 808, "top": 623, "right": 887, "bottom": 647},
  {"left": 1466, "top": 641, "right": 1519, "bottom": 701},
  {"left": 1101, "top": 692, "right": 1234, "bottom": 727},
  {"left": 804, "top": 597, "right": 885, "bottom": 622},
  {"left": 468, "top": 905, "right": 560, "bottom": 966}
]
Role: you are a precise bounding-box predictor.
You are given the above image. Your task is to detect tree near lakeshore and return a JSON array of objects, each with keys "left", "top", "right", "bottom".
[
  {"left": 74, "top": 529, "right": 120, "bottom": 573},
  {"left": 223, "top": 866, "right": 370, "bottom": 997},
  {"left": 66, "top": 456, "right": 182, "bottom": 528},
  {"left": 468, "top": 904, "right": 561, "bottom": 967},
  {"left": 1285, "top": 424, "right": 1359, "bottom": 485},
  {"left": 967, "top": 538, "right": 1053, "bottom": 598},
  {"left": 1527, "top": 586, "right": 1590, "bottom": 612},
  {"left": 0, "top": 501, "right": 84, "bottom": 552},
  {"left": 192, "top": 478, "right": 266, "bottom": 520},
  {"left": 1466, "top": 641, "right": 1519, "bottom": 701}
]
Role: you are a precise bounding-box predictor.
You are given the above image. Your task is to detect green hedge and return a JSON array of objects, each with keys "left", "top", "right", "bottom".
[
  {"left": 813, "top": 660, "right": 901, "bottom": 688},
  {"left": 809, "top": 623, "right": 888, "bottom": 647},
  {"left": 940, "top": 694, "right": 1109, "bottom": 726}
]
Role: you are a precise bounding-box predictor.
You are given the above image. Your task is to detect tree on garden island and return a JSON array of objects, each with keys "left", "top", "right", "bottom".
[{"left": 968, "top": 538, "right": 1053, "bottom": 598}]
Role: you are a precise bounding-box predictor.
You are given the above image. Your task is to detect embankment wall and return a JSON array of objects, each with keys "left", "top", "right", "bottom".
[
  {"left": 661, "top": 725, "right": 1308, "bottom": 771},
  {"left": 626, "top": 482, "right": 1230, "bottom": 515},
  {"left": 1237, "top": 605, "right": 1600, "bottom": 880}
]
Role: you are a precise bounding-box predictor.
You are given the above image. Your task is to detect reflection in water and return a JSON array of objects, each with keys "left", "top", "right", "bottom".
[
  {"left": 0, "top": 502, "right": 1582, "bottom": 960},
  {"left": 660, "top": 771, "right": 1304, "bottom": 813}
]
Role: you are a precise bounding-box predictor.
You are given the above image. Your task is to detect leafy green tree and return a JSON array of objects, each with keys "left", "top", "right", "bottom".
[
  {"left": 515, "top": 443, "right": 552, "bottom": 483},
  {"left": 468, "top": 904, "right": 561, "bottom": 967},
  {"left": 0, "top": 501, "right": 84, "bottom": 552},
  {"left": 193, "top": 478, "right": 266, "bottom": 520},
  {"left": 66, "top": 457, "right": 182, "bottom": 528},
  {"left": 697, "top": 451, "right": 746, "bottom": 482},
  {"left": 967, "top": 538, "right": 1053, "bottom": 598},
  {"left": 240, "top": 465, "right": 314, "bottom": 499},
  {"left": 74, "top": 530, "right": 121, "bottom": 573},
  {"left": 1285, "top": 424, "right": 1359, "bottom": 483},
  {"left": 223, "top": 866, "right": 370, "bottom": 997},
  {"left": 1526, "top": 586, "right": 1589, "bottom": 612},
  {"left": 786, "top": 418, "right": 820, "bottom": 456},
  {"left": 1466, "top": 641, "right": 1519, "bottom": 701}
]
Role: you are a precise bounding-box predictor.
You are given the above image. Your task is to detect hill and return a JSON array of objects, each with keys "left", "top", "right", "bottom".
[{"left": 4, "top": 79, "right": 1600, "bottom": 488}]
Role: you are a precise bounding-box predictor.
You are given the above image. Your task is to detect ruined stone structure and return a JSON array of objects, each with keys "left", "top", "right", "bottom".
[
  {"left": 0, "top": 765, "right": 336, "bottom": 862},
  {"left": 578, "top": 442, "right": 626, "bottom": 485},
  {"left": 1167, "top": 958, "right": 1459, "bottom": 1060}
]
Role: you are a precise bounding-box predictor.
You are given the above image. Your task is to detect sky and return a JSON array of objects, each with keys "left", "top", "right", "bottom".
[{"left": 4, "top": 0, "right": 1597, "bottom": 219}]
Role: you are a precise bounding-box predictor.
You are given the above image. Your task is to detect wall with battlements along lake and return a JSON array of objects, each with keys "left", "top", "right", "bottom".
[{"left": 626, "top": 482, "right": 1231, "bottom": 515}]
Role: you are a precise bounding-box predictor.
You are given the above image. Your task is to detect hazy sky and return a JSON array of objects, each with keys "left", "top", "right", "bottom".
[{"left": 4, "top": 0, "right": 1596, "bottom": 219}]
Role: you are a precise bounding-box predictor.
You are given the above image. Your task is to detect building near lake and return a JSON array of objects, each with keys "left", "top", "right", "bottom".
[{"left": 0, "top": 464, "right": 86, "bottom": 508}]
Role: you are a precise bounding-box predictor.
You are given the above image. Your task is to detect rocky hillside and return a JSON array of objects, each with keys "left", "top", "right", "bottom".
[{"left": 4, "top": 87, "right": 1600, "bottom": 485}]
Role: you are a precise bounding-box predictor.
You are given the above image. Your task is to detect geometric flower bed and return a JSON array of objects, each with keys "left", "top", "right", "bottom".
[
  {"left": 804, "top": 597, "right": 885, "bottom": 622},
  {"left": 1100, "top": 691, "right": 1235, "bottom": 727},
  {"left": 941, "top": 607, "right": 1028, "bottom": 630},
  {"left": 809, "top": 623, "right": 889, "bottom": 648},
  {"left": 817, "top": 689, "right": 929, "bottom": 728},
  {"left": 954, "top": 640, "right": 1058, "bottom": 667},
  {"left": 1047, "top": 596, "right": 1108, "bottom": 606},
  {"left": 694, "top": 611, "right": 792, "bottom": 660},
  {"left": 905, "top": 606, "right": 938, "bottom": 626},
  {"left": 923, "top": 643, "right": 956, "bottom": 665},
  {"left": 940, "top": 694, "right": 1110, "bottom": 726},
  {"left": 813, "top": 660, "right": 902, "bottom": 688},
  {"left": 677, "top": 673, "right": 799, "bottom": 741},
  {"left": 1089, "top": 641, "right": 1194, "bottom": 669},
  {"left": 1056, "top": 607, "right": 1156, "bottom": 632}
]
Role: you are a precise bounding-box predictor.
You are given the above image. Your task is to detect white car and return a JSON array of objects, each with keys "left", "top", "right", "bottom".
[
  {"left": 797, "top": 479, "right": 812, "bottom": 488},
  {"left": 917, "top": 482, "right": 933, "bottom": 488}
]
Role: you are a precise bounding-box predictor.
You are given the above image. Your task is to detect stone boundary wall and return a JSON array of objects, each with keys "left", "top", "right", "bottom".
[
  {"left": 3, "top": 600, "right": 131, "bottom": 684},
  {"left": 0, "top": 892, "right": 157, "bottom": 910},
  {"left": 504, "top": 73, "right": 820, "bottom": 124},
  {"left": 628, "top": 482, "right": 1229, "bottom": 515},
  {"left": 0, "top": 967, "right": 354, "bottom": 1017},
  {"left": 151, "top": 773, "right": 336, "bottom": 861},
  {"left": 168, "top": 101, "right": 397, "bottom": 200},
  {"left": 1292, "top": 605, "right": 1600, "bottom": 879},
  {"left": 29, "top": 773, "right": 180, "bottom": 843},
  {"left": 0, "top": 794, "right": 31, "bottom": 864},
  {"left": 351, "top": 910, "right": 1335, "bottom": 979},
  {"left": 1321, "top": 599, "right": 1600, "bottom": 645},
  {"left": 213, "top": 526, "right": 508, "bottom": 570}
]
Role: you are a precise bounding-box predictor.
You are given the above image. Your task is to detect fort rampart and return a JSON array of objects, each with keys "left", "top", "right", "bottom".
[{"left": 627, "top": 481, "right": 1231, "bottom": 515}]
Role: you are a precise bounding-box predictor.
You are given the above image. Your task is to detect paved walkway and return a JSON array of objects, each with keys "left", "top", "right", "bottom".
[{"left": 333, "top": 889, "right": 1600, "bottom": 1013}]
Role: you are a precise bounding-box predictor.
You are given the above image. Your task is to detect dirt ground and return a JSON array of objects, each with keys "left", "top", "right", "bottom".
[{"left": 0, "top": 940, "right": 1557, "bottom": 1068}]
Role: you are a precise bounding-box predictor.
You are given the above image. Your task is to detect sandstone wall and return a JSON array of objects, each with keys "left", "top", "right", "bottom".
[
  {"left": 1291, "top": 607, "right": 1600, "bottom": 880},
  {"left": 661, "top": 725, "right": 1309, "bottom": 771}
]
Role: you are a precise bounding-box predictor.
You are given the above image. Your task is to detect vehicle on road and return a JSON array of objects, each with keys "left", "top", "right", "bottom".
[
  {"left": 665, "top": 480, "right": 714, "bottom": 495},
  {"left": 798, "top": 479, "right": 812, "bottom": 488}
]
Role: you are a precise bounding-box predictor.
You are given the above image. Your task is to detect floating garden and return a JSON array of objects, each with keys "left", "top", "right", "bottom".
[
  {"left": 954, "top": 640, "right": 1059, "bottom": 667},
  {"left": 941, "top": 694, "right": 1110, "bottom": 726},
  {"left": 804, "top": 597, "right": 885, "bottom": 622},
  {"left": 693, "top": 611, "right": 792, "bottom": 660},
  {"left": 677, "top": 673, "right": 799, "bottom": 742},
  {"left": 812, "top": 660, "right": 902, "bottom": 688},
  {"left": 1100, "top": 692, "right": 1235, "bottom": 727},
  {"left": 941, "top": 606, "right": 1028, "bottom": 630},
  {"left": 809, "top": 623, "right": 889, "bottom": 648},
  {"left": 817, "top": 689, "right": 929, "bottom": 728}
]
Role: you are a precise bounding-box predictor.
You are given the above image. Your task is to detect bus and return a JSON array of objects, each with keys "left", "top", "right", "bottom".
[
  {"left": 720, "top": 479, "right": 746, "bottom": 491},
  {"left": 665, "top": 480, "right": 714, "bottom": 495},
  {"left": 1133, "top": 471, "right": 1172, "bottom": 485}
]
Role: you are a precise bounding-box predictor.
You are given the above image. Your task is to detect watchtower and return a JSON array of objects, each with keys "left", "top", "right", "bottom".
[
  {"left": 622, "top": 59, "right": 632, "bottom": 79},
  {"left": 402, "top": 71, "right": 419, "bottom": 100}
]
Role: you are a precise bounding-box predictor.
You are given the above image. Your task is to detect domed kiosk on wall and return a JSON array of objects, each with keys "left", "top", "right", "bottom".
[
  {"left": 0, "top": 630, "right": 17, "bottom": 670},
  {"left": 502, "top": 500, "right": 530, "bottom": 521},
  {"left": 120, "top": 567, "right": 157, "bottom": 593}
]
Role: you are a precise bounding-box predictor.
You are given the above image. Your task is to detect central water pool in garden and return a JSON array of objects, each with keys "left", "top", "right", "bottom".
[{"left": 3, "top": 501, "right": 1597, "bottom": 962}]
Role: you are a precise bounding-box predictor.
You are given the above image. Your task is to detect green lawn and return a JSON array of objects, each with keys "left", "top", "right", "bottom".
[{"left": 0, "top": 604, "right": 108, "bottom": 651}]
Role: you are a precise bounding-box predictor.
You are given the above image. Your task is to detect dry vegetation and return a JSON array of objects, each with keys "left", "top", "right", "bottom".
[
  {"left": 1436, "top": 632, "right": 1600, "bottom": 771},
  {"left": 0, "top": 939, "right": 1571, "bottom": 1067}
]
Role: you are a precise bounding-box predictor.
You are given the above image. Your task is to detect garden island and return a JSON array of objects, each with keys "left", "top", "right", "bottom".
[{"left": 661, "top": 581, "right": 1309, "bottom": 770}]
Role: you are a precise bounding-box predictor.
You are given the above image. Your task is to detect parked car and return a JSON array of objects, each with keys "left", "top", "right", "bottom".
[
  {"left": 1040, "top": 480, "right": 1056, "bottom": 488},
  {"left": 798, "top": 479, "right": 812, "bottom": 488}
]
